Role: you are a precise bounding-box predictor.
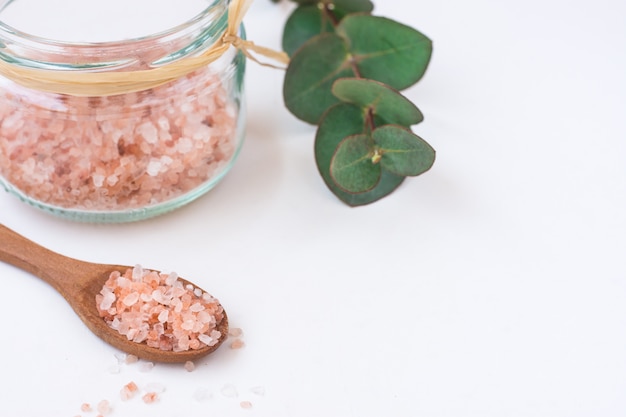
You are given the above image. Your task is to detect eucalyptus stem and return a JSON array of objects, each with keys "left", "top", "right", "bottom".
[{"left": 277, "top": 0, "right": 435, "bottom": 205}]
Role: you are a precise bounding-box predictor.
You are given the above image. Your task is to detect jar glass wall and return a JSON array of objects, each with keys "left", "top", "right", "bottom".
[{"left": 0, "top": 0, "right": 246, "bottom": 222}]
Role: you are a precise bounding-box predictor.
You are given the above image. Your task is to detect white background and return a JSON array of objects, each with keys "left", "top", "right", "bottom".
[{"left": 1, "top": 0, "right": 625, "bottom": 416}]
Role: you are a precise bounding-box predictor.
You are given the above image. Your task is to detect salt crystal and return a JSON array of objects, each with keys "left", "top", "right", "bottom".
[
  {"left": 190, "top": 302, "right": 205, "bottom": 312},
  {"left": 137, "top": 121, "right": 158, "bottom": 144},
  {"left": 157, "top": 309, "right": 169, "bottom": 323},
  {"left": 250, "top": 386, "right": 266, "bottom": 396},
  {"left": 122, "top": 292, "right": 139, "bottom": 307},
  {"left": 184, "top": 360, "right": 195, "bottom": 372},
  {"left": 165, "top": 271, "right": 178, "bottom": 286},
  {"left": 229, "top": 328, "right": 243, "bottom": 338},
  {"left": 106, "top": 175, "right": 119, "bottom": 186},
  {"left": 142, "top": 392, "right": 159, "bottom": 404},
  {"left": 198, "top": 333, "right": 214, "bottom": 346},
  {"left": 99, "top": 289, "right": 116, "bottom": 311},
  {"left": 139, "top": 361, "right": 154, "bottom": 372},
  {"left": 146, "top": 159, "right": 162, "bottom": 176},
  {"left": 230, "top": 338, "right": 245, "bottom": 349},
  {"left": 181, "top": 319, "right": 195, "bottom": 331},
  {"left": 132, "top": 265, "right": 143, "bottom": 281},
  {"left": 125, "top": 354, "right": 139, "bottom": 364},
  {"left": 210, "top": 330, "right": 221, "bottom": 342},
  {"left": 240, "top": 401, "right": 253, "bottom": 409},
  {"left": 92, "top": 174, "right": 105, "bottom": 187},
  {"left": 120, "top": 381, "right": 139, "bottom": 401},
  {"left": 116, "top": 276, "right": 130, "bottom": 288},
  {"left": 156, "top": 116, "right": 170, "bottom": 131},
  {"left": 96, "top": 400, "right": 111, "bottom": 415},
  {"left": 114, "top": 352, "right": 126, "bottom": 364},
  {"left": 81, "top": 403, "right": 92, "bottom": 412},
  {"left": 220, "top": 384, "right": 238, "bottom": 398}
]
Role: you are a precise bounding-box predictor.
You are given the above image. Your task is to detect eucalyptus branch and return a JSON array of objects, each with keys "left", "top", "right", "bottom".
[{"left": 274, "top": 0, "right": 435, "bottom": 206}]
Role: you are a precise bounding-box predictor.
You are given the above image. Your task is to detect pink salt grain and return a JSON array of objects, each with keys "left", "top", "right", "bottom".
[
  {"left": 0, "top": 67, "right": 238, "bottom": 211},
  {"left": 142, "top": 392, "right": 159, "bottom": 404},
  {"left": 229, "top": 327, "right": 243, "bottom": 337},
  {"left": 80, "top": 403, "right": 92, "bottom": 412},
  {"left": 120, "top": 381, "right": 139, "bottom": 401},
  {"left": 240, "top": 401, "right": 253, "bottom": 409},
  {"left": 96, "top": 266, "right": 224, "bottom": 352},
  {"left": 230, "top": 338, "right": 245, "bottom": 349},
  {"left": 184, "top": 360, "right": 195, "bottom": 372},
  {"left": 97, "top": 399, "right": 111, "bottom": 415}
]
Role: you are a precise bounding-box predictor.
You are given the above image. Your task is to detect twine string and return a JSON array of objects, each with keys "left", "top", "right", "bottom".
[{"left": 0, "top": 0, "right": 289, "bottom": 96}]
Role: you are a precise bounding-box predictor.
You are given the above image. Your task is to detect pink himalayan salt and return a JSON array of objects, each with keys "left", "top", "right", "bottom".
[
  {"left": 96, "top": 265, "right": 224, "bottom": 352},
  {"left": 120, "top": 381, "right": 139, "bottom": 401},
  {"left": 80, "top": 403, "right": 92, "bottom": 412},
  {"left": 138, "top": 361, "right": 155, "bottom": 373},
  {"left": 184, "top": 360, "right": 195, "bottom": 372},
  {"left": 240, "top": 401, "right": 253, "bottom": 409},
  {"left": 0, "top": 67, "right": 237, "bottom": 211},
  {"left": 228, "top": 327, "right": 243, "bottom": 338},
  {"left": 142, "top": 392, "right": 159, "bottom": 404},
  {"left": 230, "top": 338, "right": 245, "bottom": 349},
  {"left": 97, "top": 399, "right": 111, "bottom": 415}
]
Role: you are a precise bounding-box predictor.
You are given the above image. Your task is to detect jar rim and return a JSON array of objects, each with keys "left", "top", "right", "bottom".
[
  {"left": 0, "top": 0, "right": 230, "bottom": 72},
  {"left": 0, "top": 0, "right": 226, "bottom": 47}
]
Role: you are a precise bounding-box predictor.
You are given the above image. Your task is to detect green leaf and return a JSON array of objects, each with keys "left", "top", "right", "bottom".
[
  {"left": 337, "top": 15, "right": 432, "bottom": 90},
  {"left": 315, "top": 103, "right": 405, "bottom": 205},
  {"left": 332, "top": 0, "right": 374, "bottom": 13},
  {"left": 291, "top": 0, "right": 374, "bottom": 11},
  {"left": 330, "top": 134, "right": 381, "bottom": 193},
  {"left": 283, "top": 33, "right": 353, "bottom": 124},
  {"left": 373, "top": 125, "right": 435, "bottom": 176},
  {"left": 282, "top": 5, "right": 334, "bottom": 57},
  {"left": 332, "top": 78, "right": 423, "bottom": 126}
]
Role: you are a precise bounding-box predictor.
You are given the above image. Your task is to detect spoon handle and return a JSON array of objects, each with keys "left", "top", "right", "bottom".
[{"left": 0, "top": 224, "right": 83, "bottom": 291}]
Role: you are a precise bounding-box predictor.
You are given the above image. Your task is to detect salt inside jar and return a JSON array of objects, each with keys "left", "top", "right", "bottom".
[{"left": 0, "top": 0, "right": 247, "bottom": 222}]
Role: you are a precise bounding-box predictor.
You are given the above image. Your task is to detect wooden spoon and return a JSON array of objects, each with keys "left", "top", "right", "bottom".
[{"left": 0, "top": 223, "right": 228, "bottom": 363}]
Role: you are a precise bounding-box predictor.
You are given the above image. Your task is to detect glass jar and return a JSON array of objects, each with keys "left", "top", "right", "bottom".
[{"left": 0, "top": 0, "right": 246, "bottom": 222}]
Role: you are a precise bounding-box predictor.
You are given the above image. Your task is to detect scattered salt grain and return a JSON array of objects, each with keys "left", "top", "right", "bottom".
[
  {"left": 184, "top": 360, "right": 195, "bottom": 372},
  {"left": 97, "top": 399, "right": 111, "bottom": 415},
  {"left": 220, "top": 384, "right": 238, "bottom": 398},
  {"left": 139, "top": 361, "right": 154, "bottom": 373},
  {"left": 114, "top": 353, "right": 127, "bottom": 364},
  {"left": 240, "top": 401, "right": 253, "bottom": 409},
  {"left": 142, "top": 392, "right": 159, "bottom": 404},
  {"left": 120, "top": 381, "right": 139, "bottom": 401},
  {"left": 230, "top": 338, "right": 245, "bottom": 349},
  {"left": 80, "top": 403, "right": 92, "bottom": 412},
  {"left": 125, "top": 354, "right": 139, "bottom": 364},
  {"left": 228, "top": 327, "right": 243, "bottom": 338},
  {"left": 250, "top": 386, "right": 266, "bottom": 396}
]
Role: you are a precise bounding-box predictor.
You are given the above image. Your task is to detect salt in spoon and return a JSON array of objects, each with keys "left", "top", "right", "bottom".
[{"left": 0, "top": 223, "right": 228, "bottom": 363}]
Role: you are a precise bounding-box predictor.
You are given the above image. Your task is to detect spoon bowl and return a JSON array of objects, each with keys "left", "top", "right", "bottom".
[{"left": 0, "top": 223, "right": 228, "bottom": 363}]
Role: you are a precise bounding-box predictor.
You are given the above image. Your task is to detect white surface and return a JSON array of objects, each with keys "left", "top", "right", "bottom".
[{"left": 1, "top": 0, "right": 625, "bottom": 416}]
